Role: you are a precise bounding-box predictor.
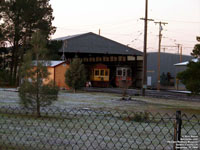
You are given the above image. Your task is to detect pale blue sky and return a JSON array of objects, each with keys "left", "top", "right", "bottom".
[{"left": 50, "top": 0, "right": 200, "bottom": 55}]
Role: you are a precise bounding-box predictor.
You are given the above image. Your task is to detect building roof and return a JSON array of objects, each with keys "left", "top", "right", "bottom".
[
  {"left": 53, "top": 32, "right": 142, "bottom": 56},
  {"left": 32, "top": 61, "right": 65, "bottom": 67},
  {"left": 53, "top": 34, "right": 83, "bottom": 41},
  {"left": 174, "top": 58, "right": 198, "bottom": 66}
]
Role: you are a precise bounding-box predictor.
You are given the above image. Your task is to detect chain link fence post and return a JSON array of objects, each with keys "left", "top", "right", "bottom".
[
  {"left": 173, "top": 119, "right": 177, "bottom": 150},
  {"left": 175, "top": 110, "right": 182, "bottom": 150}
]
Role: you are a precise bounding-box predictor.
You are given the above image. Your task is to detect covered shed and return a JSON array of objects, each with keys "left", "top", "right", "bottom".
[
  {"left": 32, "top": 61, "right": 69, "bottom": 89},
  {"left": 54, "top": 32, "right": 143, "bottom": 88},
  {"left": 174, "top": 58, "right": 198, "bottom": 90}
]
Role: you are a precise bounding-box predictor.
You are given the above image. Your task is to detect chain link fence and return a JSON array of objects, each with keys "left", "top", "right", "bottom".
[{"left": 0, "top": 106, "right": 199, "bottom": 150}]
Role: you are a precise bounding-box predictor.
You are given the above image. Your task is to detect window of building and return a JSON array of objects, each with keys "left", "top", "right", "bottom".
[
  {"left": 83, "top": 58, "right": 88, "bottom": 62},
  {"left": 122, "top": 56, "right": 126, "bottom": 61},
  {"left": 89, "top": 58, "right": 93, "bottom": 62},
  {"left": 96, "top": 57, "right": 102, "bottom": 62},
  {"left": 118, "top": 56, "right": 123, "bottom": 61},
  {"left": 110, "top": 56, "right": 113, "bottom": 61}
]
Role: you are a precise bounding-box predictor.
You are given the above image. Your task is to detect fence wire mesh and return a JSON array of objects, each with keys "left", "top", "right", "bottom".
[{"left": 0, "top": 106, "right": 199, "bottom": 150}]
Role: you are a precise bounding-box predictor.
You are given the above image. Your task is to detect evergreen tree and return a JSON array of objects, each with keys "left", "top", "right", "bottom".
[
  {"left": 177, "top": 44, "right": 200, "bottom": 95},
  {"left": 19, "top": 31, "right": 59, "bottom": 117},
  {"left": 191, "top": 44, "right": 200, "bottom": 58},
  {"left": 65, "top": 58, "right": 87, "bottom": 93},
  {"left": 0, "top": 0, "right": 55, "bottom": 85},
  {"left": 46, "top": 40, "right": 63, "bottom": 60},
  {"left": 177, "top": 61, "right": 200, "bottom": 95}
]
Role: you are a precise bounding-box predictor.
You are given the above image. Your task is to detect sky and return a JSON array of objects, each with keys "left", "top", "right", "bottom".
[{"left": 49, "top": 0, "right": 200, "bottom": 55}]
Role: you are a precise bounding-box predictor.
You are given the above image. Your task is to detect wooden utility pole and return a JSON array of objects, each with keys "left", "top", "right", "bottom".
[
  {"left": 140, "top": 0, "right": 154, "bottom": 96},
  {"left": 177, "top": 44, "right": 183, "bottom": 62},
  {"left": 175, "top": 43, "right": 183, "bottom": 62},
  {"left": 155, "top": 21, "right": 168, "bottom": 91},
  {"left": 176, "top": 44, "right": 181, "bottom": 54},
  {"left": 180, "top": 45, "right": 182, "bottom": 62}
]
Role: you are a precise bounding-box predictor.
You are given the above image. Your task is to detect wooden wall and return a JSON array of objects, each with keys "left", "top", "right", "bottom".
[{"left": 54, "top": 63, "right": 70, "bottom": 89}]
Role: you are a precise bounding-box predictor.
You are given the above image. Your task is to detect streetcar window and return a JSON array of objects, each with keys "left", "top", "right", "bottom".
[
  {"left": 100, "top": 70, "right": 104, "bottom": 76},
  {"left": 95, "top": 70, "right": 99, "bottom": 76},
  {"left": 105, "top": 70, "right": 108, "bottom": 76},
  {"left": 127, "top": 69, "right": 131, "bottom": 76},
  {"left": 117, "top": 70, "right": 122, "bottom": 76}
]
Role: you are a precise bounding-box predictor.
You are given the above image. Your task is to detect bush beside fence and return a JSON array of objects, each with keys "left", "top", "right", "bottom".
[{"left": 0, "top": 106, "right": 199, "bottom": 150}]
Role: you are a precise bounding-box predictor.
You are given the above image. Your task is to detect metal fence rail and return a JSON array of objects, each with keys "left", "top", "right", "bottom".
[{"left": 0, "top": 106, "right": 199, "bottom": 150}]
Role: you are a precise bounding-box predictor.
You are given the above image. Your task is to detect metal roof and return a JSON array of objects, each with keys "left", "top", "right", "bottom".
[
  {"left": 174, "top": 58, "right": 198, "bottom": 66},
  {"left": 53, "top": 34, "right": 83, "bottom": 41},
  {"left": 53, "top": 32, "right": 142, "bottom": 56},
  {"left": 32, "top": 61, "right": 65, "bottom": 67}
]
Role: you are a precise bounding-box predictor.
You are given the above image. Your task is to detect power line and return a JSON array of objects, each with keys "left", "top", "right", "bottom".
[
  {"left": 55, "top": 18, "right": 140, "bottom": 30},
  {"left": 154, "top": 18, "right": 200, "bottom": 24}
]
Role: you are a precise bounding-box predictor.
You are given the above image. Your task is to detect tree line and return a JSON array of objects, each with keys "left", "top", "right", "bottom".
[
  {"left": 0, "top": 0, "right": 62, "bottom": 86},
  {"left": 0, "top": 0, "right": 87, "bottom": 117}
]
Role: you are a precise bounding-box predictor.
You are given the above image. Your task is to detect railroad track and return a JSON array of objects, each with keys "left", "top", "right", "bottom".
[
  {"left": 84, "top": 87, "right": 200, "bottom": 102},
  {"left": 1, "top": 87, "right": 200, "bottom": 102}
]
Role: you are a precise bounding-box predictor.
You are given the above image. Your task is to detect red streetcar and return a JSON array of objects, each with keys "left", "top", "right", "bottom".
[{"left": 115, "top": 67, "right": 132, "bottom": 87}]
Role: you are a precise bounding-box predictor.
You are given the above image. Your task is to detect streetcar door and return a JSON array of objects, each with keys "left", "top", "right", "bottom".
[{"left": 122, "top": 68, "right": 126, "bottom": 80}]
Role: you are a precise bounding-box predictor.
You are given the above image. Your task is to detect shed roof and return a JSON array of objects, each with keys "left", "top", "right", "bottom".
[
  {"left": 53, "top": 32, "right": 142, "bottom": 56},
  {"left": 174, "top": 58, "right": 198, "bottom": 66},
  {"left": 53, "top": 34, "right": 83, "bottom": 41},
  {"left": 32, "top": 61, "right": 65, "bottom": 67}
]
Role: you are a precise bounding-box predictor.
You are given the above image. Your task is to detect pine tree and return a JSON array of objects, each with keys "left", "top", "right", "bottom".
[
  {"left": 0, "top": 0, "right": 55, "bottom": 85},
  {"left": 46, "top": 40, "right": 63, "bottom": 60},
  {"left": 19, "top": 31, "right": 59, "bottom": 117},
  {"left": 65, "top": 58, "right": 87, "bottom": 93}
]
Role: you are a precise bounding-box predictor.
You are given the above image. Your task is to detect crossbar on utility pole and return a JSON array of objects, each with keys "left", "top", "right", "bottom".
[
  {"left": 155, "top": 21, "right": 168, "bottom": 91},
  {"left": 140, "top": 0, "right": 154, "bottom": 96}
]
